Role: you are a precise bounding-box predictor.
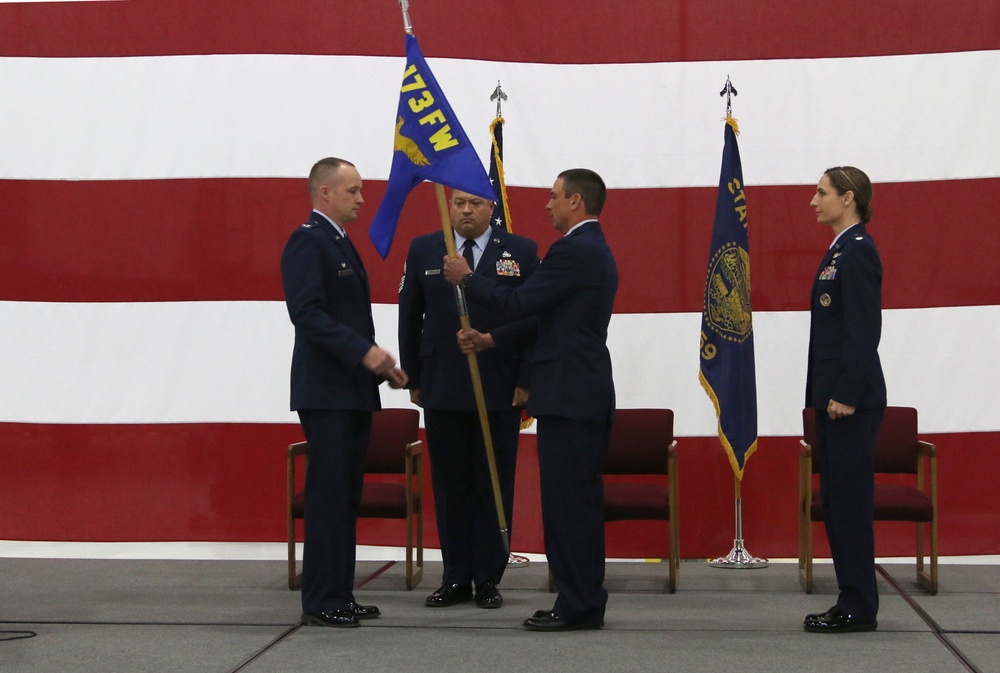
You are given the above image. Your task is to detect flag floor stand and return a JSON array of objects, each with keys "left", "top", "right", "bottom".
[{"left": 709, "top": 480, "right": 769, "bottom": 569}]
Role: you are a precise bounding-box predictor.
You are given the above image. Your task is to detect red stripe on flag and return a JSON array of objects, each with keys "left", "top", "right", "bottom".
[
  {"left": 2, "top": 423, "right": 997, "bottom": 558},
  {"left": 2, "top": 178, "right": 997, "bottom": 311},
  {"left": 1, "top": 0, "right": 998, "bottom": 61}
]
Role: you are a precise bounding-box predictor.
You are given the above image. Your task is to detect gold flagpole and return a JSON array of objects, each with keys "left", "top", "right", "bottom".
[
  {"left": 397, "top": 0, "right": 509, "bottom": 553},
  {"left": 434, "top": 183, "right": 510, "bottom": 554}
]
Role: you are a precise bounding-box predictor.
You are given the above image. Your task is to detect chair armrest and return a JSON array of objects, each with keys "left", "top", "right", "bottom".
[
  {"left": 405, "top": 440, "right": 423, "bottom": 478},
  {"left": 799, "top": 439, "right": 813, "bottom": 458},
  {"left": 666, "top": 440, "right": 678, "bottom": 475},
  {"left": 916, "top": 440, "right": 937, "bottom": 500},
  {"left": 288, "top": 441, "right": 309, "bottom": 458},
  {"left": 406, "top": 439, "right": 423, "bottom": 458},
  {"left": 799, "top": 440, "right": 813, "bottom": 481},
  {"left": 798, "top": 439, "right": 813, "bottom": 516},
  {"left": 288, "top": 442, "right": 309, "bottom": 505}
]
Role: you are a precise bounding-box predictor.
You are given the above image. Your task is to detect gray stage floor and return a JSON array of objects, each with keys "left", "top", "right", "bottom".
[{"left": 1, "top": 557, "right": 997, "bottom": 673}]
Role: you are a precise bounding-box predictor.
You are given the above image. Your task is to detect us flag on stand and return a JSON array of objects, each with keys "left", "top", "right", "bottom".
[
  {"left": 488, "top": 116, "right": 514, "bottom": 233},
  {"left": 486, "top": 112, "right": 535, "bottom": 431}
]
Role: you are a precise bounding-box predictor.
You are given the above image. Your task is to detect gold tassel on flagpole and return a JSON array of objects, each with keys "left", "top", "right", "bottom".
[{"left": 725, "top": 112, "right": 740, "bottom": 136}]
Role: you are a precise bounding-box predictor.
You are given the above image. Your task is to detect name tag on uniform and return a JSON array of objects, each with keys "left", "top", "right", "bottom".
[
  {"left": 819, "top": 265, "right": 837, "bottom": 281},
  {"left": 496, "top": 259, "right": 521, "bottom": 277},
  {"left": 338, "top": 269, "right": 356, "bottom": 277},
  {"left": 424, "top": 269, "right": 441, "bottom": 276}
]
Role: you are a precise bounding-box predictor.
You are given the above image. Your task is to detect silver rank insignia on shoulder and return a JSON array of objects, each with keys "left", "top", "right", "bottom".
[
  {"left": 502, "top": 251, "right": 512, "bottom": 258},
  {"left": 820, "top": 293, "right": 832, "bottom": 307},
  {"left": 855, "top": 235, "right": 864, "bottom": 240},
  {"left": 301, "top": 223, "right": 314, "bottom": 228}
]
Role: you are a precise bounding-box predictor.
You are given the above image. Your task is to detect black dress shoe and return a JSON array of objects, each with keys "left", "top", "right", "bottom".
[
  {"left": 523, "top": 611, "right": 603, "bottom": 632},
  {"left": 804, "top": 606, "right": 838, "bottom": 621},
  {"left": 301, "top": 610, "right": 360, "bottom": 628},
  {"left": 803, "top": 607, "right": 876, "bottom": 633},
  {"left": 347, "top": 602, "right": 381, "bottom": 619},
  {"left": 425, "top": 583, "right": 473, "bottom": 607},
  {"left": 475, "top": 582, "right": 503, "bottom": 609}
]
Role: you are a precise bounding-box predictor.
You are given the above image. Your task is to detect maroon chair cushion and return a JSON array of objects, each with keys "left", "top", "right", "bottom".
[
  {"left": 810, "top": 484, "right": 933, "bottom": 522},
  {"left": 293, "top": 482, "right": 420, "bottom": 521},
  {"left": 874, "top": 484, "right": 933, "bottom": 521},
  {"left": 358, "top": 483, "right": 413, "bottom": 519},
  {"left": 604, "top": 483, "right": 670, "bottom": 521}
]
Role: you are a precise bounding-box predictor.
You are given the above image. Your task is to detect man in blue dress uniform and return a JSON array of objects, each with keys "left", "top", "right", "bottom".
[{"left": 399, "top": 189, "right": 539, "bottom": 609}]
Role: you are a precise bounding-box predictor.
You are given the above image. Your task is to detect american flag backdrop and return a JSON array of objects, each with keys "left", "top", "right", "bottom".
[{"left": 1, "top": 0, "right": 998, "bottom": 556}]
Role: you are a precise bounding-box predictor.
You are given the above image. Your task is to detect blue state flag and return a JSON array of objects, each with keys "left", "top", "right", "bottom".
[
  {"left": 369, "top": 34, "right": 496, "bottom": 258},
  {"left": 698, "top": 118, "right": 758, "bottom": 479}
]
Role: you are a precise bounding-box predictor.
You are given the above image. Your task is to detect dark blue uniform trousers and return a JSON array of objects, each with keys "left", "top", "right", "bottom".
[
  {"left": 424, "top": 408, "right": 520, "bottom": 588},
  {"left": 297, "top": 409, "right": 372, "bottom": 613},
  {"left": 815, "top": 407, "right": 883, "bottom": 621},
  {"left": 536, "top": 415, "right": 610, "bottom": 624}
]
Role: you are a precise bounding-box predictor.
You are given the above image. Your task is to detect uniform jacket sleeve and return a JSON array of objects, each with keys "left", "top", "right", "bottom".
[
  {"left": 281, "top": 227, "right": 372, "bottom": 369},
  {"left": 397, "top": 238, "right": 426, "bottom": 390},
  {"left": 832, "top": 241, "right": 883, "bottom": 407}
]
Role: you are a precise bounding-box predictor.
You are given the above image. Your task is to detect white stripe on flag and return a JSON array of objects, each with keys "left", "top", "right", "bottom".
[
  {"left": 2, "top": 300, "right": 996, "bottom": 434},
  {"left": 2, "top": 50, "right": 999, "bottom": 185}
]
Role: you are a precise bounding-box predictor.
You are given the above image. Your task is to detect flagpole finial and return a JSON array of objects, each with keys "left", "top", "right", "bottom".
[
  {"left": 399, "top": 0, "right": 413, "bottom": 35},
  {"left": 719, "top": 75, "right": 737, "bottom": 115},
  {"left": 490, "top": 80, "right": 508, "bottom": 118},
  {"left": 719, "top": 76, "right": 739, "bottom": 134}
]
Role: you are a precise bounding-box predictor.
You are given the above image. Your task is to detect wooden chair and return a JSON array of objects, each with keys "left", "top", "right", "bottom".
[
  {"left": 287, "top": 408, "right": 424, "bottom": 590},
  {"left": 799, "top": 406, "right": 937, "bottom": 594},
  {"left": 548, "top": 408, "right": 679, "bottom": 593}
]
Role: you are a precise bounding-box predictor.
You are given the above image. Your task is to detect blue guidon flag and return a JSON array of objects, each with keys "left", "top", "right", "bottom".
[
  {"left": 369, "top": 34, "right": 496, "bottom": 258},
  {"left": 698, "top": 117, "right": 758, "bottom": 479}
]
